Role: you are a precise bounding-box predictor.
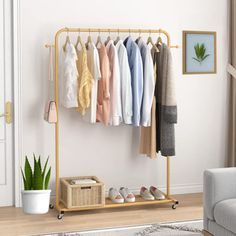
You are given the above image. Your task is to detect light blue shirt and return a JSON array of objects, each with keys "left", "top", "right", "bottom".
[
  {"left": 136, "top": 38, "right": 155, "bottom": 127},
  {"left": 124, "top": 36, "right": 143, "bottom": 126}
]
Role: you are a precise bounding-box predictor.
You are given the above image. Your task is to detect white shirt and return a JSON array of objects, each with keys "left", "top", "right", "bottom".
[
  {"left": 116, "top": 40, "right": 133, "bottom": 124},
  {"left": 106, "top": 40, "right": 122, "bottom": 126},
  {"left": 83, "top": 42, "right": 101, "bottom": 123},
  {"left": 137, "top": 39, "right": 155, "bottom": 127},
  {"left": 59, "top": 43, "right": 78, "bottom": 108}
]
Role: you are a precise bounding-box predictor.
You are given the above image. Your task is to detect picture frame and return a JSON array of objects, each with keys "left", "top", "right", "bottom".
[{"left": 182, "top": 31, "right": 217, "bottom": 74}]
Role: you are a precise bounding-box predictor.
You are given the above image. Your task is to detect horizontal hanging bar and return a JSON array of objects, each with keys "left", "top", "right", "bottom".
[{"left": 53, "top": 27, "right": 180, "bottom": 48}]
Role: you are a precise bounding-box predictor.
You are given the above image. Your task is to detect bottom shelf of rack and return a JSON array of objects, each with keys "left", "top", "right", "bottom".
[{"left": 57, "top": 195, "right": 178, "bottom": 212}]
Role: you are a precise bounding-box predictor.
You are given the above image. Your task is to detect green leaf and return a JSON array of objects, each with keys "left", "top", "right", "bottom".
[
  {"left": 42, "top": 157, "right": 49, "bottom": 178},
  {"left": 24, "top": 156, "right": 32, "bottom": 190},
  {"left": 202, "top": 54, "right": 210, "bottom": 60},
  {"left": 33, "top": 156, "right": 43, "bottom": 190},
  {"left": 38, "top": 155, "right": 42, "bottom": 174},
  {"left": 42, "top": 156, "right": 49, "bottom": 185},
  {"left": 21, "top": 168, "right": 29, "bottom": 190},
  {"left": 44, "top": 167, "right": 51, "bottom": 190},
  {"left": 192, "top": 57, "right": 201, "bottom": 62},
  {"left": 193, "top": 43, "right": 210, "bottom": 63}
]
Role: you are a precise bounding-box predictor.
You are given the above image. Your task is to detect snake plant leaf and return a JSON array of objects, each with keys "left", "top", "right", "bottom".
[
  {"left": 33, "top": 156, "right": 43, "bottom": 190},
  {"left": 24, "top": 156, "right": 32, "bottom": 190},
  {"left": 44, "top": 167, "right": 51, "bottom": 190},
  {"left": 38, "top": 155, "right": 42, "bottom": 174},
  {"left": 21, "top": 168, "right": 29, "bottom": 190},
  {"left": 42, "top": 156, "right": 49, "bottom": 184},
  {"left": 21, "top": 154, "right": 51, "bottom": 190}
]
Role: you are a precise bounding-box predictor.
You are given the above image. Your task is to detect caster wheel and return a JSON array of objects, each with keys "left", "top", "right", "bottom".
[
  {"left": 49, "top": 204, "right": 54, "bottom": 209},
  {"left": 57, "top": 214, "right": 64, "bottom": 220},
  {"left": 172, "top": 204, "right": 177, "bottom": 209},
  {"left": 172, "top": 201, "right": 178, "bottom": 210},
  {"left": 57, "top": 211, "right": 64, "bottom": 220}
]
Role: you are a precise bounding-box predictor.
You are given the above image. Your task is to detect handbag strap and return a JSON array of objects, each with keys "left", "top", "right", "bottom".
[
  {"left": 48, "top": 46, "right": 54, "bottom": 99},
  {"left": 48, "top": 46, "right": 53, "bottom": 81}
]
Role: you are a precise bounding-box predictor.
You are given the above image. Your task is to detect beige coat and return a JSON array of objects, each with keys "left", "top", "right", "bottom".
[{"left": 139, "top": 47, "right": 157, "bottom": 159}]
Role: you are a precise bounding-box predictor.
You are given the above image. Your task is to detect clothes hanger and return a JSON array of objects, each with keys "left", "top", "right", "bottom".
[
  {"left": 105, "top": 29, "right": 112, "bottom": 45},
  {"left": 156, "top": 31, "right": 163, "bottom": 46},
  {"left": 85, "top": 29, "right": 93, "bottom": 48},
  {"left": 114, "top": 29, "right": 121, "bottom": 45},
  {"left": 96, "top": 29, "right": 103, "bottom": 48},
  {"left": 147, "top": 31, "right": 159, "bottom": 52},
  {"left": 63, "top": 29, "right": 71, "bottom": 52},
  {"left": 75, "top": 30, "right": 83, "bottom": 50},
  {"left": 136, "top": 29, "right": 142, "bottom": 43}
]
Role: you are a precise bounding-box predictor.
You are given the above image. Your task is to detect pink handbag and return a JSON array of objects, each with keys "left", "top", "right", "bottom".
[{"left": 44, "top": 46, "right": 57, "bottom": 123}]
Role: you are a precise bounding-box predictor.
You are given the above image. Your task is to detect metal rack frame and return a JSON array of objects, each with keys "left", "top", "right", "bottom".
[{"left": 50, "top": 27, "right": 179, "bottom": 219}]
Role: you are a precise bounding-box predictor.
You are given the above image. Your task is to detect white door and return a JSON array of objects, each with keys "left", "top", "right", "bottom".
[{"left": 0, "top": 0, "right": 13, "bottom": 206}]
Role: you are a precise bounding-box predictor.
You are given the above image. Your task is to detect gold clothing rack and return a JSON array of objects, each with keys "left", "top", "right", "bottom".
[{"left": 50, "top": 27, "right": 179, "bottom": 219}]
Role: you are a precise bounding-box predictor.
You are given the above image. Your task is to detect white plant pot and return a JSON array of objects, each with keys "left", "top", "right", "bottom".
[{"left": 21, "top": 190, "right": 51, "bottom": 214}]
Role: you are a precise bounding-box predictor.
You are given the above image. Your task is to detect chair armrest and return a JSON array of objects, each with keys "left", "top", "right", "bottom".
[{"left": 203, "top": 168, "right": 236, "bottom": 220}]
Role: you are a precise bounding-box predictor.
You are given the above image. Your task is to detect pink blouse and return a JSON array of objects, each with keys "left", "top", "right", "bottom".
[{"left": 96, "top": 45, "right": 110, "bottom": 125}]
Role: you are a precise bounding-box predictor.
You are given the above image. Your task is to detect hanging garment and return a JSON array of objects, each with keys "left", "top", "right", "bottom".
[
  {"left": 139, "top": 47, "right": 157, "bottom": 159},
  {"left": 83, "top": 42, "right": 101, "bottom": 123},
  {"left": 156, "top": 43, "right": 177, "bottom": 156},
  {"left": 124, "top": 36, "right": 143, "bottom": 126},
  {"left": 136, "top": 38, "right": 155, "bottom": 127},
  {"left": 106, "top": 39, "right": 122, "bottom": 126},
  {"left": 59, "top": 43, "right": 78, "bottom": 108},
  {"left": 96, "top": 45, "right": 110, "bottom": 126},
  {"left": 44, "top": 46, "right": 57, "bottom": 123},
  {"left": 116, "top": 40, "right": 133, "bottom": 125},
  {"left": 76, "top": 45, "right": 94, "bottom": 115}
]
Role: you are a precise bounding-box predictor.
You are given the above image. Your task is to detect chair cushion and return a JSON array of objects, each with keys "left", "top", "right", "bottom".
[{"left": 214, "top": 198, "right": 236, "bottom": 234}]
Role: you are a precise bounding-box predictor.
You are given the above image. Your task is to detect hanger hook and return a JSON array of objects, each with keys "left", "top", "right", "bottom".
[
  {"left": 98, "top": 29, "right": 101, "bottom": 36},
  {"left": 78, "top": 28, "right": 80, "bottom": 36},
  {"left": 66, "top": 27, "right": 69, "bottom": 36},
  {"left": 89, "top": 28, "right": 91, "bottom": 36},
  {"left": 129, "top": 29, "right": 131, "bottom": 36},
  {"left": 118, "top": 28, "right": 120, "bottom": 36},
  {"left": 149, "top": 29, "right": 151, "bottom": 37},
  {"left": 109, "top": 29, "right": 111, "bottom": 35},
  {"left": 139, "top": 29, "right": 141, "bottom": 37}
]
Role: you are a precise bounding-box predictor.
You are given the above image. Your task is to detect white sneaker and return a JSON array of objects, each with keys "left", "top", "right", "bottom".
[
  {"left": 140, "top": 186, "right": 155, "bottom": 201},
  {"left": 109, "top": 188, "right": 124, "bottom": 204},
  {"left": 119, "top": 187, "right": 135, "bottom": 203},
  {"left": 150, "top": 186, "right": 165, "bottom": 200}
]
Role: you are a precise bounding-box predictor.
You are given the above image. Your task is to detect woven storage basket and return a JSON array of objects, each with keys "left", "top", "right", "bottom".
[{"left": 60, "top": 176, "right": 105, "bottom": 209}]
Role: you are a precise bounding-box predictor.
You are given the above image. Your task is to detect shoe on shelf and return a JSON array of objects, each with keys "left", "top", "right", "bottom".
[
  {"left": 109, "top": 188, "right": 124, "bottom": 204},
  {"left": 140, "top": 186, "right": 155, "bottom": 201},
  {"left": 119, "top": 187, "right": 135, "bottom": 203},
  {"left": 149, "top": 186, "right": 165, "bottom": 200}
]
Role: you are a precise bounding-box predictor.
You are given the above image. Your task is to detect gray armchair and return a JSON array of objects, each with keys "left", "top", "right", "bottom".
[{"left": 204, "top": 168, "right": 236, "bottom": 236}]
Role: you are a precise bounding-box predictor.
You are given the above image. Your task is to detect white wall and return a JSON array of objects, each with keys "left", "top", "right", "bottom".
[{"left": 21, "top": 0, "right": 229, "bottom": 195}]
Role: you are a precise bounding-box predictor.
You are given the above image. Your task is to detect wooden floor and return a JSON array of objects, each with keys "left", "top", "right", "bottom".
[{"left": 0, "top": 193, "right": 203, "bottom": 236}]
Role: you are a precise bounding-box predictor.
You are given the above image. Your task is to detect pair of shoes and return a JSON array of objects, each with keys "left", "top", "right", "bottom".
[
  {"left": 140, "top": 186, "right": 165, "bottom": 201},
  {"left": 109, "top": 187, "right": 135, "bottom": 203}
]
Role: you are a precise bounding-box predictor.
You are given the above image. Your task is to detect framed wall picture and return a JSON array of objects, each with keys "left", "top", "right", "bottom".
[{"left": 183, "top": 31, "right": 217, "bottom": 74}]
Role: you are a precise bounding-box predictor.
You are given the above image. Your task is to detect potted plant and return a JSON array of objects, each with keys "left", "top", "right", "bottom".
[{"left": 21, "top": 154, "right": 51, "bottom": 214}]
